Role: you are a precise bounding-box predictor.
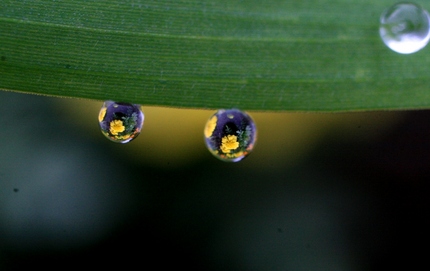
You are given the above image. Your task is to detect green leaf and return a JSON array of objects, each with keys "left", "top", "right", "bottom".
[{"left": 1, "top": 0, "right": 430, "bottom": 111}]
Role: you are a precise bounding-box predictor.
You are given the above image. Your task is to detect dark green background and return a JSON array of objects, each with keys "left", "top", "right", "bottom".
[{"left": 1, "top": 90, "right": 429, "bottom": 270}]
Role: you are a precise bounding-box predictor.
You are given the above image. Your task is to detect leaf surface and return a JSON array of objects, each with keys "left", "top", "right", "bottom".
[{"left": 1, "top": 0, "right": 429, "bottom": 111}]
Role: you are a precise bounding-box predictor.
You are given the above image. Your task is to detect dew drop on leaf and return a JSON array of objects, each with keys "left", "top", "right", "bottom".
[
  {"left": 204, "top": 109, "right": 256, "bottom": 162},
  {"left": 379, "top": 2, "right": 430, "bottom": 54},
  {"left": 98, "top": 101, "right": 144, "bottom": 143}
]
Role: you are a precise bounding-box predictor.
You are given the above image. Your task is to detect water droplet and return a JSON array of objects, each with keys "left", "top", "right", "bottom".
[
  {"left": 379, "top": 2, "right": 430, "bottom": 54},
  {"left": 98, "top": 101, "right": 144, "bottom": 143},
  {"left": 204, "top": 109, "right": 256, "bottom": 162}
]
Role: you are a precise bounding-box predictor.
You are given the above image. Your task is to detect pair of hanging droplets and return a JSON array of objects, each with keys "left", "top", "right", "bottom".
[
  {"left": 98, "top": 3, "right": 426, "bottom": 155},
  {"left": 380, "top": 2, "right": 430, "bottom": 54},
  {"left": 98, "top": 101, "right": 256, "bottom": 162}
]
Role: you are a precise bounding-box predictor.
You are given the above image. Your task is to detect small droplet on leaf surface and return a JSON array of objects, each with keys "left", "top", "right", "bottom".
[
  {"left": 379, "top": 2, "right": 430, "bottom": 54},
  {"left": 98, "top": 101, "right": 144, "bottom": 143},
  {"left": 204, "top": 109, "right": 256, "bottom": 162}
]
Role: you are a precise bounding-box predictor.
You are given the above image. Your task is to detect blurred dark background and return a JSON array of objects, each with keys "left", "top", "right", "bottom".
[{"left": 0, "top": 91, "right": 429, "bottom": 270}]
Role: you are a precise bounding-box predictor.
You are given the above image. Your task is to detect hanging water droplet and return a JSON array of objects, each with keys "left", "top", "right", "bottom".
[
  {"left": 379, "top": 2, "right": 430, "bottom": 54},
  {"left": 98, "top": 101, "right": 144, "bottom": 143},
  {"left": 204, "top": 109, "right": 256, "bottom": 162}
]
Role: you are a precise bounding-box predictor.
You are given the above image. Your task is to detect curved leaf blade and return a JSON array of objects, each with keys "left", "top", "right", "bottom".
[{"left": 1, "top": 0, "right": 429, "bottom": 111}]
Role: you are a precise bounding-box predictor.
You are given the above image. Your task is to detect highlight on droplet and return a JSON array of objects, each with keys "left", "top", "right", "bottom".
[{"left": 379, "top": 2, "right": 430, "bottom": 54}]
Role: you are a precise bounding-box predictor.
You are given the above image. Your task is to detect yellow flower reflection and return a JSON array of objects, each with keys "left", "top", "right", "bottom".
[
  {"left": 220, "top": 135, "right": 239, "bottom": 153},
  {"left": 110, "top": 120, "right": 125, "bottom": 135},
  {"left": 98, "top": 107, "right": 107, "bottom": 122},
  {"left": 204, "top": 116, "right": 217, "bottom": 138}
]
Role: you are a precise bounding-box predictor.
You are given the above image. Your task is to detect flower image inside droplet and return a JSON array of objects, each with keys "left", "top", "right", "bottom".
[
  {"left": 379, "top": 2, "right": 430, "bottom": 54},
  {"left": 98, "top": 101, "right": 144, "bottom": 143},
  {"left": 204, "top": 109, "right": 256, "bottom": 162}
]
